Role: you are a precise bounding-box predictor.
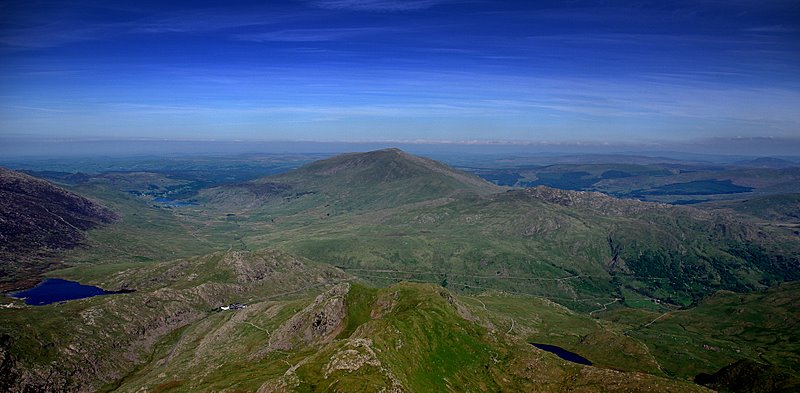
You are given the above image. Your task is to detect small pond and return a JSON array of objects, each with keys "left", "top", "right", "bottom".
[
  {"left": 8, "top": 278, "right": 133, "bottom": 306},
  {"left": 532, "top": 343, "right": 593, "bottom": 365}
]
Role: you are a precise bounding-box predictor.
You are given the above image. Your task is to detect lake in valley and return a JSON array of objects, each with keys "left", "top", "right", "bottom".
[
  {"left": 532, "top": 343, "right": 593, "bottom": 365},
  {"left": 8, "top": 278, "right": 132, "bottom": 305}
]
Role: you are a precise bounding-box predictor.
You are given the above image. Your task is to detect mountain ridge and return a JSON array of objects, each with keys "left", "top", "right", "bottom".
[
  {"left": 191, "top": 150, "right": 800, "bottom": 309},
  {"left": 1, "top": 151, "right": 799, "bottom": 392},
  {"left": 0, "top": 167, "right": 117, "bottom": 290}
]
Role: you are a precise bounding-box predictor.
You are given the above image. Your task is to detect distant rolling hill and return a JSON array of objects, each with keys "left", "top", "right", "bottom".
[
  {"left": 734, "top": 157, "right": 799, "bottom": 169},
  {"left": 714, "top": 193, "right": 800, "bottom": 223},
  {"left": 2, "top": 151, "right": 799, "bottom": 392},
  {"left": 463, "top": 159, "right": 800, "bottom": 205},
  {"left": 194, "top": 149, "right": 800, "bottom": 310},
  {"left": 0, "top": 167, "right": 117, "bottom": 290},
  {"left": 199, "top": 148, "right": 501, "bottom": 214}
]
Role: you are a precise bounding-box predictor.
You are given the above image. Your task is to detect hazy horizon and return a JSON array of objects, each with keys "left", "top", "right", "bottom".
[{"left": 2, "top": 136, "right": 800, "bottom": 160}]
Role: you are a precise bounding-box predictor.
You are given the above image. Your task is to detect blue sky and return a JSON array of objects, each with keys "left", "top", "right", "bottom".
[{"left": 1, "top": 0, "right": 798, "bottom": 147}]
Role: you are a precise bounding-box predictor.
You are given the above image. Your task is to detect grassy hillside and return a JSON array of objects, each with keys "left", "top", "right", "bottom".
[
  {"left": 3, "top": 149, "right": 799, "bottom": 392},
  {"left": 0, "top": 249, "right": 349, "bottom": 392},
  {"left": 240, "top": 183, "right": 798, "bottom": 310},
  {"left": 89, "top": 150, "right": 791, "bottom": 319},
  {"left": 106, "top": 282, "right": 709, "bottom": 392},
  {"left": 712, "top": 193, "right": 800, "bottom": 223},
  {"left": 603, "top": 281, "right": 800, "bottom": 379},
  {"left": 0, "top": 167, "right": 117, "bottom": 290},
  {"left": 199, "top": 148, "right": 501, "bottom": 215},
  {"left": 35, "top": 150, "right": 798, "bottom": 313}
]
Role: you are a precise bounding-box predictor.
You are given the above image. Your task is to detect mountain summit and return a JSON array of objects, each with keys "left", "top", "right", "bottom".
[
  {"left": 274, "top": 147, "right": 497, "bottom": 192},
  {"left": 203, "top": 148, "right": 501, "bottom": 212}
]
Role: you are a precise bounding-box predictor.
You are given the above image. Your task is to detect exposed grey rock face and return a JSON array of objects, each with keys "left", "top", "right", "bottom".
[
  {"left": 223, "top": 250, "right": 300, "bottom": 283},
  {"left": 518, "top": 185, "right": 669, "bottom": 215},
  {"left": 260, "top": 283, "right": 350, "bottom": 354}
]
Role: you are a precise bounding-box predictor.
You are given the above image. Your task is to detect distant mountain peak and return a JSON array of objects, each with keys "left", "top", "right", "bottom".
[
  {"left": 377, "top": 147, "right": 403, "bottom": 153},
  {"left": 282, "top": 148, "right": 499, "bottom": 191},
  {"left": 204, "top": 149, "right": 501, "bottom": 213}
]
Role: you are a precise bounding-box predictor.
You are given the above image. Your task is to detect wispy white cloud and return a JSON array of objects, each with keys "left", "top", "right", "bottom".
[
  {"left": 4, "top": 105, "right": 71, "bottom": 113},
  {"left": 0, "top": 24, "right": 108, "bottom": 48},
  {"left": 7, "top": 66, "right": 797, "bottom": 132},
  {"left": 96, "top": 101, "right": 507, "bottom": 118},
  {"left": 131, "top": 8, "right": 298, "bottom": 34},
  {"left": 743, "top": 25, "right": 797, "bottom": 33},
  {"left": 234, "top": 27, "right": 389, "bottom": 42},
  {"left": 2, "top": 0, "right": 798, "bottom": 144},
  {"left": 0, "top": 6, "right": 308, "bottom": 48},
  {"left": 306, "top": 0, "right": 448, "bottom": 12}
]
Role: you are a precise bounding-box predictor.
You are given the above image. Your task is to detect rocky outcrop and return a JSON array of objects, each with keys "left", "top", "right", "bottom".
[
  {"left": 515, "top": 185, "right": 670, "bottom": 215},
  {"left": 322, "top": 338, "right": 405, "bottom": 392},
  {"left": 324, "top": 338, "right": 382, "bottom": 377},
  {"left": 222, "top": 250, "right": 305, "bottom": 283},
  {"left": 259, "top": 283, "right": 350, "bottom": 354},
  {"left": 197, "top": 181, "right": 293, "bottom": 211},
  {"left": 438, "top": 287, "right": 479, "bottom": 323}
]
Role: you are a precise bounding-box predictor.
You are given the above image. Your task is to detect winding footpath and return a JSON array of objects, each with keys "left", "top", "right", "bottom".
[{"left": 589, "top": 298, "right": 622, "bottom": 316}]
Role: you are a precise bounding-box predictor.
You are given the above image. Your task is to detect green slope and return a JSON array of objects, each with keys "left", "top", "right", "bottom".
[
  {"left": 105, "top": 282, "right": 709, "bottom": 393},
  {"left": 0, "top": 249, "right": 350, "bottom": 392},
  {"left": 603, "top": 281, "right": 800, "bottom": 380},
  {"left": 712, "top": 193, "right": 800, "bottom": 223},
  {"left": 4, "top": 149, "right": 799, "bottom": 392},
  {"left": 198, "top": 148, "right": 501, "bottom": 215},
  {"left": 0, "top": 167, "right": 117, "bottom": 290},
  {"left": 249, "top": 182, "right": 799, "bottom": 310}
]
